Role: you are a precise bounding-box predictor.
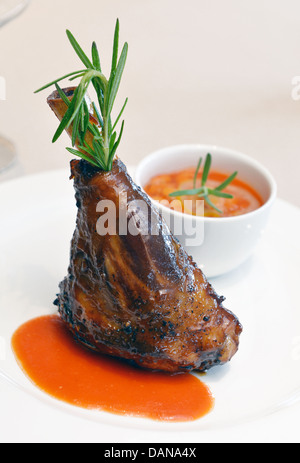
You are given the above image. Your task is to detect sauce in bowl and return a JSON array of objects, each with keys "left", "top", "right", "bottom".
[{"left": 144, "top": 168, "right": 263, "bottom": 218}]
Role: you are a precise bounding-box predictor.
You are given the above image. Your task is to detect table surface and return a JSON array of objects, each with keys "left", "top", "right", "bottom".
[{"left": 0, "top": 0, "right": 300, "bottom": 207}]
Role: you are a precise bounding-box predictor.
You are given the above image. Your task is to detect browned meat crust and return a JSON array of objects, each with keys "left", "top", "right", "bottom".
[
  {"left": 48, "top": 86, "right": 242, "bottom": 373},
  {"left": 54, "top": 157, "right": 242, "bottom": 373}
]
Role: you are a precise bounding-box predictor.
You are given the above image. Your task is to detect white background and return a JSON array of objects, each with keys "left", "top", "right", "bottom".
[{"left": 0, "top": 0, "right": 300, "bottom": 206}]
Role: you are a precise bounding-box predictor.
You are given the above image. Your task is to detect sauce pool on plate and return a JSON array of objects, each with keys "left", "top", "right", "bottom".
[
  {"left": 144, "top": 168, "right": 263, "bottom": 218},
  {"left": 11, "top": 315, "right": 214, "bottom": 422}
]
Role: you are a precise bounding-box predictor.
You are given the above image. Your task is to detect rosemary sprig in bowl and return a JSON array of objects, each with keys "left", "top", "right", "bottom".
[
  {"left": 169, "top": 153, "right": 238, "bottom": 214},
  {"left": 35, "top": 19, "right": 128, "bottom": 172}
]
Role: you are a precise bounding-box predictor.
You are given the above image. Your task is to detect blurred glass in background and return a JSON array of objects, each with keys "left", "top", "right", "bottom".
[{"left": 0, "top": 0, "right": 30, "bottom": 182}]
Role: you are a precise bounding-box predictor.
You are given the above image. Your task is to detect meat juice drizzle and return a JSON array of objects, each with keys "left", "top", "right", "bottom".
[{"left": 12, "top": 315, "right": 214, "bottom": 422}]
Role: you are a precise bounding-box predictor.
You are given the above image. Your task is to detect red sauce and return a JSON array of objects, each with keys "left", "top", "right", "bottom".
[
  {"left": 11, "top": 315, "right": 214, "bottom": 422},
  {"left": 144, "top": 168, "right": 263, "bottom": 218}
]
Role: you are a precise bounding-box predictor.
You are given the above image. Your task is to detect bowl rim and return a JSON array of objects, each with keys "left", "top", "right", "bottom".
[{"left": 135, "top": 144, "right": 278, "bottom": 223}]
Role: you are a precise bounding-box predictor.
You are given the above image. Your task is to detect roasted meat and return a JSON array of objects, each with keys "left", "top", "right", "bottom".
[{"left": 48, "top": 88, "right": 242, "bottom": 373}]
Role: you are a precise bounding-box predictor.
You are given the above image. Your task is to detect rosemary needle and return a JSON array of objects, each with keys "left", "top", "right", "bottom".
[
  {"left": 35, "top": 19, "right": 128, "bottom": 172},
  {"left": 169, "top": 153, "right": 238, "bottom": 214}
]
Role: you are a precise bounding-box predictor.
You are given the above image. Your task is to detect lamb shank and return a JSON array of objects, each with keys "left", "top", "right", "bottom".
[
  {"left": 48, "top": 87, "right": 242, "bottom": 373},
  {"left": 37, "top": 25, "right": 242, "bottom": 373}
]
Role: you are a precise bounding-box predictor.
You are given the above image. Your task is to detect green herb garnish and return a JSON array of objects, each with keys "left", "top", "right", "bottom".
[
  {"left": 35, "top": 19, "right": 128, "bottom": 171},
  {"left": 169, "top": 153, "right": 238, "bottom": 214}
]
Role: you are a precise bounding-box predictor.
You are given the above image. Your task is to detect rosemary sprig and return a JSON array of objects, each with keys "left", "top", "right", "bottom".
[
  {"left": 34, "top": 19, "right": 128, "bottom": 172},
  {"left": 169, "top": 153, "right": 238, "bottom": 214}
]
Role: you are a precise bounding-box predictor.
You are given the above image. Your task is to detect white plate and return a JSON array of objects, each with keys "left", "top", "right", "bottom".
[{"left": 0, "top": 168, "right": 300, "bottom": 443}]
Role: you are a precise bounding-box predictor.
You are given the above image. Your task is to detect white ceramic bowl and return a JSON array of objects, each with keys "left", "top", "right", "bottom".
[{"left": 135, "top": 144, "right": 277, "bottom": 278}]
